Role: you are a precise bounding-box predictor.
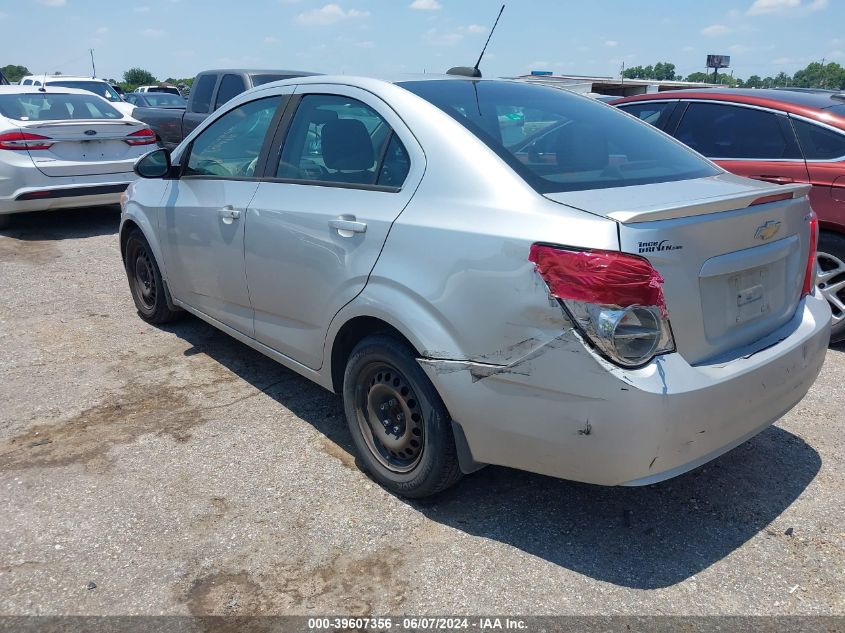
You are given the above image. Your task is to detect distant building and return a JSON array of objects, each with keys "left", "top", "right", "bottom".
[{"left": 513, "top": 73, "right": 719, "bottom": 97}]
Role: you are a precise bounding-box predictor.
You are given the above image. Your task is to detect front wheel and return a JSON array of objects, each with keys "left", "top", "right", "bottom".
[
  {"left": 343, "top": 334, "right": 463, "bottom": 498},
  {"left": 123, "top": 229, "right": 182, "bottom": 324},
  {"left": 817, "top": 232, "right": 845, "bottom": 343}
]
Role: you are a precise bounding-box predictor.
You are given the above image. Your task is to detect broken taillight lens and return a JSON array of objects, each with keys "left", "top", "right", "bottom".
[
  {"left": 529, "top": 244, "right": 675, "bottom": 367},
  {"left": 802, "top": 211, "right": 818, "bottom": 298}
]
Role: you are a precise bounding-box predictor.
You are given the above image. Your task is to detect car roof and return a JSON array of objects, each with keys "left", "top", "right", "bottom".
[
  {"left": 22, "top": 75, "right": 109, "bottom": 82},
  {"left": 197, "top": 69, "right": 320, "bottom": 77},
  {"left": 611, "top": 88, "right": 845, "bottom": 126},
  {"left": 0, "top": 85, "right": 99, "bottom": 95}
]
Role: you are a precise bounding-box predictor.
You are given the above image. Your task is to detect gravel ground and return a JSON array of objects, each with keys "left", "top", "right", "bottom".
[{"left": 0, "top": 206, "right": 843, "bottom": 616}]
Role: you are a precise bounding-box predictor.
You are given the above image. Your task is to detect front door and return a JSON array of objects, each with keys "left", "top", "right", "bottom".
[
  {"left": 244, "top": 87, "right": 423, "bottom": 369},
  {"left": 161, "top": 95, "right": 285, "bottom": 335}
]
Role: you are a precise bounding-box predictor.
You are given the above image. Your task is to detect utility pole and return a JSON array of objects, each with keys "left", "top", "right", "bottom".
[{"left": 89, "top": 49, "right": 96, "bottom": 78}]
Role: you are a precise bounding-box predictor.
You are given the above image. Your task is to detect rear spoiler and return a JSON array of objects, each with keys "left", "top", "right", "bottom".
[
  {"left": 24, "top": 120, "right": 138, "bottom": 129},
  {"left": 608, "top": 183, "right": 811, "bottom": 223}
]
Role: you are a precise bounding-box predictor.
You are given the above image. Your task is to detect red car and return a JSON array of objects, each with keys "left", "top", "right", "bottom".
[{"left": 612, "top": 88, "right": 845, "bottom": 342}]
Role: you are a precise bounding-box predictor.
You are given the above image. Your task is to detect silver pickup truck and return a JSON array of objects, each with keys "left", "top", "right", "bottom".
[{"left": 133, "top": 68, "right": 317, "bottom": 150}]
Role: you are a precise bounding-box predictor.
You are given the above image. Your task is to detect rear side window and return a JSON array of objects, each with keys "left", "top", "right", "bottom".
[
  {"left": 0, "top": 93, "right": 122, "bottom": 121},
  {"left": 400, "top": 80, "right": 717, "bottom": 193},
  {"left": 674, "top": 102, "right": 801, "bottom": 160},
  {"left": 191, "top": 74, "right": 217, "bottom": 114},
  {"left": 49, "top": 81, "right": 122, "bottom": 103},
  {"left": 251, "top": 74, "right": 297, "bottom": 87},
  {"left": 792, "top": 118, "right": 845, "bottom": 160},
  {"left": 276, "top": 94, "right": 408, "bottom": 188},
  {"left": 618, "top": 102, "right": 674, "bottom": 128},
  {"left": 215, "top": 74, "right": 247, "bottom": 110}
]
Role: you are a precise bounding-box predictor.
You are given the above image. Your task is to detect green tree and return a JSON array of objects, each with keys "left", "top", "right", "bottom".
[
  {"left": 684, "top": 72, "right": 711, "bottom": 83},
  {"left": 792, "top": 61, "right": 845, "bottom": 90},
  {"left": 1, "top": 64, "right": 31, "bottom": 83},
  {"left": 744, "top": 75, "right": 764, "bottom": 89},
  {"left": 123, "top": 67, "right": 157, "bottom": 89},
  {"left": 623, "top": 62, "right": 677, "bottom": 81}
]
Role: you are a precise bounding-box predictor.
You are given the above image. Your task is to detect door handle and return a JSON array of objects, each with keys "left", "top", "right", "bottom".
[
  {"left": 329, "top": 216, "right": 367, "bottom": 236},
  {"left": 755, "top": 175, "right": 795, "bottom": 184},
  {"left": 219, "top": 205, "right": 241, "bottom": 224}
]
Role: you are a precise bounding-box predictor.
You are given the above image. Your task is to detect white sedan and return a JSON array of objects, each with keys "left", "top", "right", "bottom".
[{"left": 0, "top": 86, "right": 157, "bottom": 227}]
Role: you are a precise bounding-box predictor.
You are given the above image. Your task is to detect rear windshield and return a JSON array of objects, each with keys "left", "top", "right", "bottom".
[
  {"left": 400, "top": 80, "right": 719, "bottom": 193},
  {"left": 143, "top": 93, "right": 186, "bottom": 107},
  {"left": 0, "top": 93, "right": 122, "bottom": 121},
  {"left": 49, "top": 80, "right": 123, "bottom": 102},
  {"left": 251, "top": 74, "right": 297, "bottom": 87}
]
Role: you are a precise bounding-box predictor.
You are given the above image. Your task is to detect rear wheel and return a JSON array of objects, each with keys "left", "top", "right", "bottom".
[
  {"left": 817, "top": 232, "right": 845, "bottom": 343},
  {"left": 123, "top": 229, "right": 182, "bottom": 324},
  {"left": 343, "top": 334, "right": 463, "bottom": 498}
]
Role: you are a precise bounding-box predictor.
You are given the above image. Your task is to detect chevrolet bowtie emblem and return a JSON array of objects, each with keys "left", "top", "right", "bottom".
[{"left": 755, "top": 220, "right": 781, "bottom": 241}]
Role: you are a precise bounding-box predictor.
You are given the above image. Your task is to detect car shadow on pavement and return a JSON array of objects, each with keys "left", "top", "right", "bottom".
[
  {"left": 0, "top": 206, "right": 119, "bottom": 240},
  {"left": 164, "top": 316, "right": 822, "bottom": 591}
]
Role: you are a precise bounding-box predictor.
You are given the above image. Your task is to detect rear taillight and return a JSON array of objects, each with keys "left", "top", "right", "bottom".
[
  {"left": 124, "top": 128, "right": 156, "bottom": 146},
  {"left": 529, "top": 244, "right": 675, "bottom": 367},
  {"left": 802, "top": 211, "right": 819, "bottom": 297},
  {"left": 0, "top": 131, "right": 54, "bottom": 150}
]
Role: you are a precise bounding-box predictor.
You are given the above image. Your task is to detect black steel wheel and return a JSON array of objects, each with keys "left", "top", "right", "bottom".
[
  {"left": 123, "top": 229, "right": 181, "bottom": 324},
  {"left": 343, "top": 334, "right": 462, "bottom": 498}
]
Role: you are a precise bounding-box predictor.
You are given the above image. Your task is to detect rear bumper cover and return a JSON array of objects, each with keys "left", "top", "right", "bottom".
[
  {"left": 420, "top": 293, "right": 830, "bottom": 486},
  {"left": 1, "top": 179, "right": 132, "bottom": 214}
]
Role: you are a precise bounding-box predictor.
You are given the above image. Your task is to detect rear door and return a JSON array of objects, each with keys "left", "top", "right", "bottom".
[
  {"left": 161, "top": 93, "right": 289, "bottom": 335},
  {"left": 789, "top": 115, "right": 845, "bottom": 228},
  {"left": 244, "top": 86, "right": 423, "bottom": 369},
  {"left": 670, "top": 101, "right": 810, "bottom": 186}
]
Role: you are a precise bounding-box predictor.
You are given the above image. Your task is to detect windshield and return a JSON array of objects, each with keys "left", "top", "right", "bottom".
[
  {"left": 400, "top": 80, "right": 719, "bottom": 193},
  {"left": 0, "top": 93, "right": 123, "bottom": 121},
  {"left": 49, "top": 80, "right": 122, "bottom": 103}
]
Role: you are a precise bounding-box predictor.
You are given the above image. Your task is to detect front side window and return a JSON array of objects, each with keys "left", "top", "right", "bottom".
[
  {"left": 674, "top": 102, "right": 801, "bottom": 160},
  {"left": 49, "top": 81, "right": 122, "bottom": 103},
  {"left": 618, "top": 101, "right": 674, "bottom": 128},
  {"left": 215, "top": 74, "right": 247, "bottom": 110},
  {"left": 0, "top": 93, "right": 122, "bottom": 121},
  {"left": 191, "top": 74, "right": 217, "bottom": 114},
  {"left": 792, "top": 118, "right": 845, "bottom": 160},
  {"left": 185, "top": 96, "right": 281, "bottom": 178},
  {"left": 400, "top": 80, "right": 717, "bottom": 193},
  {"left": 276, "top": 94, "right": 409, "bottom": 188}
]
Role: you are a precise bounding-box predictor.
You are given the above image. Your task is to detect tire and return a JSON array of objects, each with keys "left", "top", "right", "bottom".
[
  {"left": 123, "top": 229, "right": 182, "bottom": 324},
  {"left": 343, "top": 334, "right": 463, "bottom": 498},
  {"left": 817, "top": 231, "right": 845, "bottom": 344}
]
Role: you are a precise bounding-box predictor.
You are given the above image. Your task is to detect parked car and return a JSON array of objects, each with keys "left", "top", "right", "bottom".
[
  {"left": 132, "top": 69, "right": 317, "bottom": 150},
  {"left": 111, "top": 84, "right": 126, "bottom": 97},
  {"left": 0, "top": 70, "right": 9, "bottom": 86},
  {"left": 120, "top": 76, "right": 829, "bottom": 498},
  {"left": 134, "top": 84, "right": 182, "bottom": 96},
  {"left": 19, "top": 75, "right": 135, "bottom": 117},
  {"left": 611, "top": 89, "right": 845, "bottom": 341},
  {"left": 124, "top": 92, "right": 187, "bottom": 109},
  {"left": 0, "top": 86, "right": 156, "bottom": 227}
]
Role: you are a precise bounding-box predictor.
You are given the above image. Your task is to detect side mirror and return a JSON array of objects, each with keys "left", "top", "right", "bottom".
[{"left": 134, "top": 148, "right": 173, "bottom": 179}]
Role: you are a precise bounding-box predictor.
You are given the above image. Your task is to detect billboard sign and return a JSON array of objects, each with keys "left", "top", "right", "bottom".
[{"left": 706, "top": 55, "right": 731, "bottom": 69}]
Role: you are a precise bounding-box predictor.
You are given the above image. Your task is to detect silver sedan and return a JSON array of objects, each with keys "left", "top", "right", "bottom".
[{"left": 119, "top": 75, "right": 830, "bottom": 497}]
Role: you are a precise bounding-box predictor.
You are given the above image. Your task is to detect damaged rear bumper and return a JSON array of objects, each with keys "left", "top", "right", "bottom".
[{"left": 418, "top": 293, "right": 830, "bottom": 486}]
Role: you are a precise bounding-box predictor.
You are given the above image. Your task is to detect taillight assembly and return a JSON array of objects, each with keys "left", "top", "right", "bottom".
[
  {"left": 0, "top": 131, "right": 54, "bottom": 150},
  {"left": 802, "top": 210, "right": 819, "bottom": 297},
  {"left": 124, "top": 128, "right": 156, "bottom": 146},
  {"left": 529, "top": 244, "right": 676, "bottom": 367}
]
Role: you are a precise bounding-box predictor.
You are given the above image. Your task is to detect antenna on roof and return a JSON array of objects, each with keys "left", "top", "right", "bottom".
[
  {"left": 447, "top": 3, "right": 505, "bottom": 78},
  {"left": 39, "top": 72, "right": 47, "bottom": 92},
  {"left": 89, "top": 49, "right": 96, "bottom": 79}
]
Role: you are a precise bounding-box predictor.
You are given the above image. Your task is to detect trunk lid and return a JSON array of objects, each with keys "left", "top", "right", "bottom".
[
  {"left": 546, "top": 174, "right": 814, "bottom": 364},
  {"left": 15, "top": 119, "right": 148, "bottom": 177}
]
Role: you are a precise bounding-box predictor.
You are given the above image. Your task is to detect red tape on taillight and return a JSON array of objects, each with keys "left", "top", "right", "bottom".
[
  {"left": 124, "top": 128, "right": 156, "bottom": 146},
  {"left": 802, "top": 211, "right": 818, "bottom": 297},
  {"left": 0, "top": 131, "right": 54, "bottom": 150},
  {"left": 529, "top": 244, "right": 667, "bottom": 315}
]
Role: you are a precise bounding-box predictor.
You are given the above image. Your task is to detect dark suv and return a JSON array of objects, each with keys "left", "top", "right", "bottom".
[{"left": 613, "top": 88, "right": 845, "bottom": 342}]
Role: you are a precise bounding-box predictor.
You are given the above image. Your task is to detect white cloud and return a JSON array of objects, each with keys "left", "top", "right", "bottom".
[
  {"left": 263, "top": 35, "right": 280, "bottom": 44},
  {"left": 682, "top": 45, "right": 696, "bottom": 52},
  {"left": 604, "top": 40, "right": 618, "bottom": 47},
  {"left": 747, "top": 0, "right": 827, "bottom": 14},
  {"left": 828, "top": 49, "right": 845, "bottom": 60},
  {"left": 409, "top": 0, "right": 442, "bottom": 9},
  {"left": 0, "top": 11, "right": 7, "bottom": 18},
  {"left": 356, "top": 40, "right": 375, "bottom": 48},
  {"left": 466, "top": 23, "right": 485, "bottom": 34},
  {"left": 133, "top": 5, "right": 150, "bottom": 12},
  {"left": 142, "top": 28, "right": 164, "bottom": 38},
  {"left": 772, "top": 56, "right": 795, "bottom": 64},
  {"left": 701, "top": 24, "right": 731, "bottom": 36},
  {"left": 279, "top": 0, "right": 302, "bottom": 3},
  {"left": 296, "top": 4, "right": 369, "bottom": 25},
  {"left": 729, "top": 44, "right": 753, "bottom": 53},
  {"left": 96, "top": 26, "right": 108, "bottom": 33},
  {"left": 423, "top": 27, "right": 463, "bottom": 46},
  {"left": 37, "top": 0, "right": 66, "bottom": 6}
]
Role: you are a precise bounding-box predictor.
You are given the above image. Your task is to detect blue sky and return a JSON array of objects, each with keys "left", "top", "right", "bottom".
[{"left": 1, "top": 0, "right": 843, "bottom": 81}]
